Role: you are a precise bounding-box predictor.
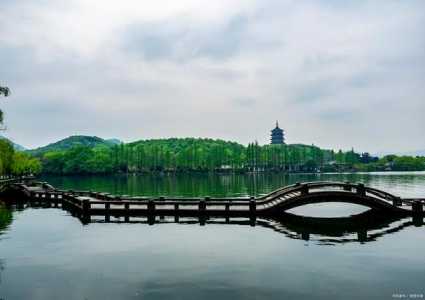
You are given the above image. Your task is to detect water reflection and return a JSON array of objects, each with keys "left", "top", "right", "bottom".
[
  {"left": 3, "top": 199, "right": 423, "bottom": 246},
  {"left": 262, "top": 211, "right": 420, "bottom": 244},
  {"left": 286, "top": 202, "right": 370, "bottom": 218},
  {"left": 41, "top": 171, "right": 425, "bottom": 198},
  {"left": 84, "top": 213, "right": 421, "bottom": 245},
  {"left": 0, "top": 204, "right": 12, "bottom": 235},
  {"left": 0, "top": 204, "right": 424, "bottom": 300},
  {"left": 0, "top": 204, "right": 12, "bottom": 285}
]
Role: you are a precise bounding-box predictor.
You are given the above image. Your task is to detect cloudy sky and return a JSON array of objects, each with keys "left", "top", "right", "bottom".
[{"left": 1, "top": 0, "right": 424, "bottom": 152}]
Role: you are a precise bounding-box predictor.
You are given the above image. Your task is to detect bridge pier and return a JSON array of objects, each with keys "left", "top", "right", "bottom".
[
  {"left": 249, "top": 197, "right": 256, "bottom": 226},
  {"left": 148, "top": 200, "right": 155, "bottom": 215},
  {"left": 413, "top": 215, "right": 423, "bottom": 227},
  {"left": 199, "top": 198, "right": 207, "bottom": 214},
  {"left": 249, "top": 197, "right": 256, "bottom": 215},
  {"left": 105, "top": 202, "right": 110, "bottom": 222},
  {"left": 159, "top": 196, "right": 165, "bottom": 220},
  {"left": 147, "top": 200, "right": 155, "bottom": 225},
  {"left": 357, "top": 184, "right": 366, "bottom": 197},
  {"left": 412, "top": 201, "right": 423, "bottom": 215},
  {"left": 148, "top": 214, "right": 155, "bottom": 225},
  {"left": 124, "top": 203, "right": 130, "bottom": 222},
  {"left": 357, "top": 229, "right": 367, "bottom": 243},
  {"left": 82, "top": 199, "right": 91, "bottom": 223}
]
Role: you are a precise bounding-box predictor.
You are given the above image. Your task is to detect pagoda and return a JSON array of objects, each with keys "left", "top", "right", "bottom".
[{"left": 270, "top": 121, "right": 285, "bottom": 144}]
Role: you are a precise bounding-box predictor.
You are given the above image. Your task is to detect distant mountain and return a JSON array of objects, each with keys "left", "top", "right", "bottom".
[
  {"left": 105, "top": 138, "right": 122, "bottom": 145},
  {"left": 375, "top": 150, "right": 425, "bottom": 157},
  {"left": 0, "top": 135, "right": 26, "bottom": 151},
  {"left": 400, "top": 150, "right": 425, "bottom": 157},
  {"left": 27, "top": 135, "right": 119, "bottom": 156}
]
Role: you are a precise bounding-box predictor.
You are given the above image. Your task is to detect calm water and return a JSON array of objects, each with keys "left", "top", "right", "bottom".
[
  {"left": 41, "top": 171, "right": 425, "bottom": 198},
  {"left": 1, "top": 172, "right": 425, "bottom": 299}
]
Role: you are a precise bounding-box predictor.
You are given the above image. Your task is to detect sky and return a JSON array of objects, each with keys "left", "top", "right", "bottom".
[{"left": 0, "top": 0, "right": 424, "bottom": 152}]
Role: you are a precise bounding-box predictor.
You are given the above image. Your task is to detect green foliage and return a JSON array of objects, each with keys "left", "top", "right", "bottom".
[
  {"left": 11, "top": 152, "right": 42, "bottom": 175},
  {"left": 0, "top": 139, "right": 14, "bottom": 174},
  {"left": 0, "top": 139, "right": 41, "bottom": 176},
  {"left": 38, "top": 138, "right": 343, "bottom": 174},
  {"left": 0, "top": 136, "right": 26, "bottom": 151},
  {"left": 22, "top": 137, "right": 425, "bottom": 175},
  {"left": 353, "top": 155, "right": 425, "bottom": 172},
  {"left": 0, "top": 86, "right": 10, "bottom": 97}
]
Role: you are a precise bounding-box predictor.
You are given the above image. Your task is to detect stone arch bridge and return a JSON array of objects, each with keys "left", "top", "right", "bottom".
[{"left": 1, "top": 179, "right": 424, "bottom": 223}]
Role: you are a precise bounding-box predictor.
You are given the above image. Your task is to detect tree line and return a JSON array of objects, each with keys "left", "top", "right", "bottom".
[
  {"left": 0, "top": 139, "right": 42, "bottom": 176},
  {"left": 35, "top": 138, "right": 425, "bottom": 175}
]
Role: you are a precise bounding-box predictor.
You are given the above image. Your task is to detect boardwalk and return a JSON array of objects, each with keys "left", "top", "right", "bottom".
[{"left": 2, "top": 179, "right": 424, "bottom": 225}]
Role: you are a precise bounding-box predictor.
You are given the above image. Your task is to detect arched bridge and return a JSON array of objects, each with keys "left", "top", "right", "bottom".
[
  {"left": 1, "top": 180, "right": 424, "bottom": 223},
  {"left": 255, "top": 181, "right": 417, "bottom": 215}
]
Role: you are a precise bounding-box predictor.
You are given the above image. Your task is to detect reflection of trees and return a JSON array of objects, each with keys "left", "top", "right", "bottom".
[
  {"left": 0, "top": 205, "right": 12, "bottom": 285},
  {"left": 0, "top": 205, "right": 12, "bottom": 233},
  {"left": 0, "top": 259, "right": 4, "bottom": 284}
]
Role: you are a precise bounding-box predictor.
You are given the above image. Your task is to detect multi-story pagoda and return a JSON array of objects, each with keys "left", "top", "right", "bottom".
[{"left": 270, "top": 121, "right": 285, "bottom": 144}]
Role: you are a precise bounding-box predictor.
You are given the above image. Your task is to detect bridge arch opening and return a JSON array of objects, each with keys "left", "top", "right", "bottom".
[{"left": 286, "top": 202, "right": 370, "bottom": 218}]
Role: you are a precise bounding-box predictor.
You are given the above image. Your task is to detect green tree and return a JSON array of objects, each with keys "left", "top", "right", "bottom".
[
  {"left": 11, "top": 152, "right": 42, "bottom": 175},
  {"left": 0, "top": 139, "right": 14, "bottom": 175}
]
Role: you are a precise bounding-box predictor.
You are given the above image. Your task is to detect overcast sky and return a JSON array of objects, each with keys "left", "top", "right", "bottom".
[{"left": 1, "top": 0, "right": 424, "bottom": 152}]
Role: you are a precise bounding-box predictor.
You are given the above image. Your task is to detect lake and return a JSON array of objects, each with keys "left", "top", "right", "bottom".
[{"left": 1, "top": 172, "right": 424, "bottom": 299}]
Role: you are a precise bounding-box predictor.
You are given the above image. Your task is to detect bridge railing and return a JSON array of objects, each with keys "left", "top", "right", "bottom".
[
  {"left": 257, "top": 181, "right": 357, "bottom": 204},
  {"left": 256, "top": 181, "right": 402, "bottom": 207},
  {"left": 364, "top": 187, "right": 397, "bottom": 201},
  {"left": 12, "top": 179, "right": 412, "bottom": 213}
]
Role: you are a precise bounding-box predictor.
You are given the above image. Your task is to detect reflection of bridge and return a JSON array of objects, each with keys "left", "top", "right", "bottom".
[
  {"left": 5, "top": 200, "right": 421, "bottom": 245},
  {"left": 261, "top": 210, "right": 421, "bottom": 244},
  {"left": 2, "top": 180, "right": 424, "bottom": 224}
]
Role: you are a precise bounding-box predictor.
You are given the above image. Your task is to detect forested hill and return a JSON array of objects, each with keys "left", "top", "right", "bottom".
[
  {"left": 4, "top": 136, "right": 424, "bottom": 175},
  {"left": 35, "top": 137, "right": 340, "bottom": 174},
  {"left": 27, "top": 135, "right": 121, "bottom": 156},
  {"left": 0, "top": 136, "right": 26, "bottom": 151}
]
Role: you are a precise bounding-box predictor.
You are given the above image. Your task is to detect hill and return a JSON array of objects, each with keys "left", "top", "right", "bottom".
[
  {"left": 105, "top": 138, "right": 122, "bottom": 145},
  {"left": 400, "top": 150, "right": 425, "bottom": 157},
  {"left": 0, "top": 136, "right": 26, "bottom": 151},
  {"left": 27, "top": 135, "right": 118, "bottom": 156},
  {"left": 375, "top": 150, "right": 425, "bottom": 158},
  {"left": 34, "top": 137, "right": 340, "bottom": 174}
]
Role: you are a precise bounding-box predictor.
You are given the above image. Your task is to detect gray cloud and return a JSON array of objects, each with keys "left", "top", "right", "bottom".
[
  {"left": 0, "top": 0, "right": 424, "bottom": 153},
  {"left": 123, "top": 14, "right": 250, "bottom": 62}
]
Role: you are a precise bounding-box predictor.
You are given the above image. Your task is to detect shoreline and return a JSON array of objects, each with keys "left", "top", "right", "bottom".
[{"left": 37, "top": 170, "right": 425, "bottom": 177}]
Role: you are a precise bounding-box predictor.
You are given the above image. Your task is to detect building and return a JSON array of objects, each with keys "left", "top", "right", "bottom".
[{"left": 270, "top": 121, "right": 285, "bottom": 144}]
